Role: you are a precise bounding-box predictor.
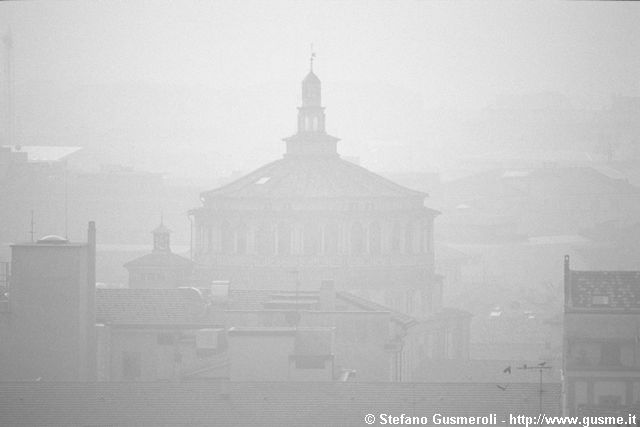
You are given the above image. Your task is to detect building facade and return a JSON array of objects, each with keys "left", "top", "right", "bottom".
[
  {"left": 0, "top": 223, "right": 96, "bottom": 381},
  {"left": 191, "top": 66, "right": 440, "bottom": 317},
  {"left": 564, "top": 255, "right": 640, "bottom": 416}
]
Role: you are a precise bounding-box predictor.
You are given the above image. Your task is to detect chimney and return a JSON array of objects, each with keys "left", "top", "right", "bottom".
[
  {"left": 88, "top": 222, "right": 96, "bottom": 286},
  {"left": 564, "top": 254, "right": 571, "bottom": 309},
  {"left": 211, "top": 280, "right": 231, "bottom": 305},
  {"left": 319, "top": 280, "right": 335, "bottom": 311},
  {"left": 86, "top": 221, "right": 97, "bottom": 381}
]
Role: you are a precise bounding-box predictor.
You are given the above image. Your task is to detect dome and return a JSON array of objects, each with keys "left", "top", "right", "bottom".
[{"left": 37, "top": 235, "right": 69, "bottom": 244}]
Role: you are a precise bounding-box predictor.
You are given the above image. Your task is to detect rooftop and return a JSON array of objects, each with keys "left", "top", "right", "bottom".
[
  {"left": 200, "top": 155, "right": 428, "bottom": 201},
  {"left": 221, "top": 288, "right": 421, "bottom": 327},
  {"left": 565, "top": 255, "right": 640, "bottom": 312},
  {"left": 96, "top": 287, "right": 207, "bottom": 325},
  {"left": 2, "top": 145, "right": 82, "bottom": 162},
  {"left": 569, "top": 270, "right": 640, "bottom": 311},
  {"left": 0, "top": 381, "right": 562, "bottom": 426}
]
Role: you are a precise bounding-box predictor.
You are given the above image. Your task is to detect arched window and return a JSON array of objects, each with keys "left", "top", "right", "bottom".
[
  {"left": 220, "top": 221, "right": 233, "bottom": 254},
  {"left": 235, "top": 223, "right": 247, "bottom": 255},
  {"left": 324, "top": 222, "right": 339, "bottom": 255},
  {"left": 303, "top": 223, "right": 321, "bottom": 256},
  {"left": 277, "top": 223, "right": 292, "bottom": 255},
  {"left": 390, "top": 223, "right": 402, "bottom": 254},
  {"left": 424, "top": 222, "right": 433, "bottom": 252},
  {"left": 350, "top": 222, "right": 365, "bottom": 256},
  {"left": 206, "top": 227, "right": 213, "bottom": 253},
  {"left": 418, "top": 223, "right": 429, "bottom": 254},
  {"left": 369, "top": 222, "right": 381, "bottom": 255},
  {"left": 405, "top": 222, "right": 416, "bottom": 254},
  {"left": 256, "top": 223, "right": 275, "bottom": 256}
]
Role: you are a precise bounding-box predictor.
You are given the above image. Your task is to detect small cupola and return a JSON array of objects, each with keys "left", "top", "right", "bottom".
[{"left": 152, "top": 219, "right": 172, "bottom": 253}]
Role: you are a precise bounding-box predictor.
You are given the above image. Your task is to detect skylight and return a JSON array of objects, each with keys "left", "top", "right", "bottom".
[{"left": 256, "top": 177, "right": 271, "bottom": 185}]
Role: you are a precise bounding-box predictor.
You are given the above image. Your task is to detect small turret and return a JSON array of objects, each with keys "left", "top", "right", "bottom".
[
  {"left": 283, "top": 52, "right": 340, "bottom": 158},
  {"left": 152, "top": 218, "right": 171, "bottom": 253}
]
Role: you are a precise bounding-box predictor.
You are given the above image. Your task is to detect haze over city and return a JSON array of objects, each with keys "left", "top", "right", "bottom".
[
  {"left": 1, "top": 1, "right": 639, "bottom": 180},
  {"left": 1, "top": 2, "right": 640, "bottom": 426}
]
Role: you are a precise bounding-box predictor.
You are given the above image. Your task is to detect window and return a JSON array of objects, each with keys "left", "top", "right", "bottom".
[
  {"left": 235, "top": 224, "right": 247, "bottom": 254},
  {"left": 220, "top": 221, "right": 233, "bottom": 254},
  {"left": 600, "top": 343, "right": 622, "bottom": 366},
  {"left": 157, "top": 333, "right": 174, "bottom": 346},
  {"left": 350, "top": 222, "right": 365, "bottom": 256},
  {"left": 419, "top": 224, "right": 427, "bottom": 253},
  {"left": 592, "top": 295, "right": 610, "bottom": 306},
  {"left": 122, "top": 352, "right": 141, "bottom": 380},
  {"left": 256, "top": 223, "right": 275, "bottom": 255},
  {"left": 277, "top": 223, "right": 292, "bottom": 255},
  {"left": 303, "top": 223, "right": 321, "bottom": 256},
  {"left": 390, "top": 223, "right": 402, "bottom": 254},
  {"left": 196, "top": 329, "right": 222, "bottom": 358},
  {"left": 598, "top": 395, "right": 622, "bottom": 408},
  {"left": 369, "top": 222, "right": 381, "bottom": 255},
  {"left": 405, "top": 222, "right": 416, "bottom": 254},
  {"left": 294, "top": 356, "right": 326, "bottom": 369},
  {"left": 206, "top": 227, "right": 213, "bottom": 253},
  {"left": 324, "top": 223, "right": 339, "bottom": 255}
]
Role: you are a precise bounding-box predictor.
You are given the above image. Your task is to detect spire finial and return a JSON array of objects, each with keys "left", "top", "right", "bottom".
[{"left": 310, "top": 43, "right": 316, "bottom": 72}]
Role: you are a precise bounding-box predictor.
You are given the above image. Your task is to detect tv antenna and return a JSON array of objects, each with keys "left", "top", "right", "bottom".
[{"left": 517, "top": 362, "right": 552, "bottom": 417}]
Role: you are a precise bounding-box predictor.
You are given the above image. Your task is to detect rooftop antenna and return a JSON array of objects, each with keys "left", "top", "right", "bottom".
[
  {"left": 310, "top": 43, "right": 316, "bottom": 72},
  {"left": 3, "top": 27, "right": 14, "bottom": 147},
  {"left": 64, "top": 167, "right": 68, "bottom": 239},
  {"left": 29, "top": 210, "right": 34, "bottom": 242},
  {"left": 517, "top": 362, "right": 552, "bottom": 416}
]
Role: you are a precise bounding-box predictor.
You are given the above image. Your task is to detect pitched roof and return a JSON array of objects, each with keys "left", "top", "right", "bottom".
[
  {"left": 201, "top": 156, "right": 427, "bottom": 200},
  {"left": 225, "top": 289, "right": 320, "bottom": 311},
  {"left": 95, "top": 287, "right": 207, "bottom": 325},
  {"left": 222, "top": 289, "right": 419, "bottom": 328},
  {"left": 471, "top": 313, "right": 556, "bottom": 345},
  {"left": 568, "top": 269, "right": 640, "bottom": 311},
  {"left": 336, "top": 291, "right": 418, "bottom": 327},
  {"left": 0, "top": 381, "right": 562, "bottom": 426}
]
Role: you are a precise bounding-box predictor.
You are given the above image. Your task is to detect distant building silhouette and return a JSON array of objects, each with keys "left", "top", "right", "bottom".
[
  {"left": 191, "top": 64, "right": 440, "bottom": 317},
  {"left": 124, "top": 219, "right": 194, "bottom": 288}
]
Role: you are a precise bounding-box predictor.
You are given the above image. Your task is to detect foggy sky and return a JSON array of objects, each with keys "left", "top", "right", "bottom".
[{"left": 1, "top": 1, "right": 639, "bottom": 179}]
